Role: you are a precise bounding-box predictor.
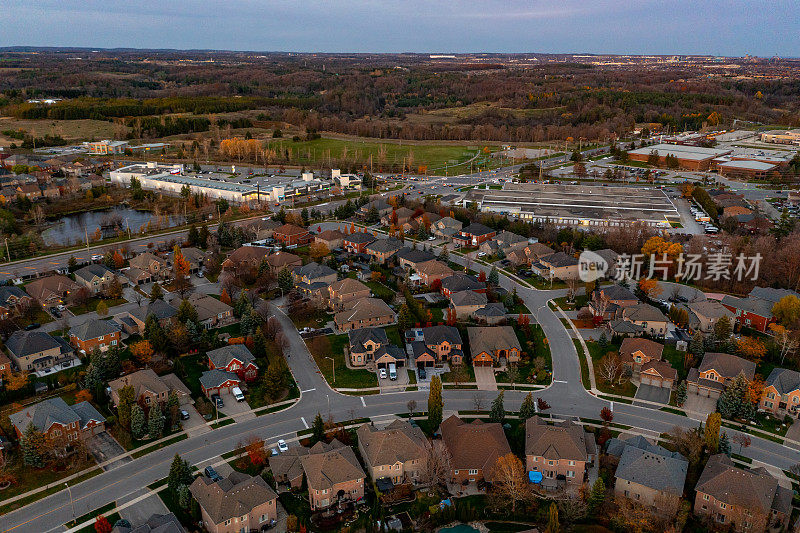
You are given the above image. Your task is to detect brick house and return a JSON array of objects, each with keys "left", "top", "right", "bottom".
[
  {"left": 190, "top": 472, "right": 278, "bottom": 533},
  {"left": 619, "top": 338, "right": 664, "bottom": 373},
  {"left": 467, "top": 326, "right": 521, "bottom": 366},
  {"left": 25, "top": 275, "right": 81, "bottom": 307},
  {"left": 694, "top": 454, "right": 791, "bottom": 531},
  {"left": 269, "top": 447, "right": 309, "bottom": 489},
  {"left": 348, "top": 328, "right": 389, "bottom": 367},
  {"left": 0, "top": 286, "right": 33, "bottom": 319},
  {"left": 199, "top": 369, "right": 241, "bottom": 398},
  {"left": 611, "top": 439, "right": 688, "bottom": 513},
  {"left": 300, "top": 440, "right": 366, "bottom": 511},
  {"left": 440, "top": 415, "right": 512, "bottom": 484},
  {"left": 453, "top": 223, "right": 496, "bottom": 247},
  {"left": 450, "top": 290, "right": 489, "bottom": 320},
  {"left": 525, "top": 416, "right": 597, "bottom": 489},
  {"left": 761, "top": 367, "right": 800, "bottom": 417},
  {"left": 314, "top": 229, "right": 345, "bottom": 251},
  {"left": 589, "top": 284, "right": 639, "bottom": 320},
  {"left": 440, "top": 273, "right": 485, "bottom": 298},
  {"left": 108, "top": 368, "right": 191, "bottom": 408},
  {"left": 10, "top": 397, "right": 106, "bottom": 443},
  {"left": 69, "top": 319, "right": 121, "bottom": 354},
  {"left": 721, "top": 287, "right": 800, "bottom": 333},
  {"left": 74, "top": 264, "right": 119, "bottom": 295},
  {"left": 262, "top": 251, "right": 302, "bottom": 274},
  {"left": 357, "top": 420, "right": 429, "bottom": 485},
  {"left": 415, "top": 260, "right": 454, "bottom": 286},
  {"left": 411, "top": 325, "right": 464, "bottom": 367},
  {"left": 129, "top": 252, "right": 168, "bottom": 280},
  {"left": 207, "top": 345, "right": 258, "bottom": 381},
  {"left": 365, "top": 238, "right": 405, "bottom": 264},
  {"left": 328, "top": 277, "right": 371, "bottom": 311},
  {"left": 221, "top": 246, "right": 270, "bottom": 271},
  {"left": 381, "top": 207, "right": 414, "bottom": 228},
  {"left": 274, "top": 224, "right": 311, "bottom": 246},
  {"left": 343, "top": 232, "right": 376, "bottom": 254},
  {"left": 334, "top": 298, "right": 396, "bottom": 332},
  {"left": 396, "top": 248, "right": 436, "bottom": 271},
  {"left": 687, "top": 352, "right": 756, "bottom": 399}
]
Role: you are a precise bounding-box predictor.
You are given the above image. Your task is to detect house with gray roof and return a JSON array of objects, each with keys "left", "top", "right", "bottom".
[
  {"left": 396, "top": 248, "right": 436, "bottom": 270},
  {"left": 472, "top": 303, "right": 507, "bottom": 325},
  {"left": 10, "top": 397, "right": 105, "bottom": 442},
  {"left": 69, "top": 318, "right": 121, "bottom": 354},
  {"left": 441, "top": 273, "right": 486, "bottom": 297},
  {"left": 621, "top": 303, "right": 669, "bottom": 337},
  {"left": 614, "top": 445, "right": 688, "bottom": 512},
  {"left": 125, "top": 299, "right": 178, "bottom": 334},
  {"left": 687, "top": 352, "right": 756, "bottom": 398},
  {"left": 74, "top": 264, "right": 119, "bottom": 295},
  {"left": 348, "top": 327, "right": 389, "bottom": 367},
  {"left": 111, "top": 512, "right": 186, "bottom": 533},
  {"left": 761, "top": 367, "right": 800, "bottom": 418},
  {"left": 199, "top": 369, "right": 241, "bottom": 398},
  {"left": 190, "top": 472, "right": 278, "bottom": 532},
  {"left": 6, "top": 330, "right": 74, "bottom": 372},
  {"left": 0, "top": 285, "right": 33, "bottom": 319},
  {"left": 365, "top": 238, "right": 405, "bottom": 263},
  {"left": 687, "top": 299, "right": 734, "bottom": 334},
  {"left": 721, "top": 286, "right": 800, "bottom": 333},
  {"left": 207, "top": 345, "right": 258, "bottom": 381},
  {"left": 413, "top": 325, "right": 464, "bottom": 367},
  {"left": 450, "top": 290, "right": 488, "bottom": 319},
  {"left": 525, "top": 416, "right": 596, "bottom": 489}
]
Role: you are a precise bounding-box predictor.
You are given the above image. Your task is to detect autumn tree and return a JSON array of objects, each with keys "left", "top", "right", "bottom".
[
  {"left": 600, "top": 406, "right": 614, "bottom": 424},
  {"left": 220, "top": 288, "right": 232, "bottom": 306},
  {"left": 421, "top": 440, "right": 451, "bottom": 490},
  {"left": 545, "top": 502, "right": 560, "bottom": 533},
  {"left": 130, "top": 340, "right": 154, "bottom": 366},
  {"left": 172, "top": 245, "right": 192, "bottom": 296},
  {"left": 772, "top": 295, "right": 800, "bottom": 326},
  {"left": 246, "top": 436, "right": 267, "bottom": 466},
  {"left": 598, "top": 352, "right": 623, "bottom": 385},
  {"left": 769, "top": 323, "right": 799, "bottom": 364},
  {"left": 493, "top": 453, "right": 532, "bottom": 514},
  {"left": 94, "top": 515, "right": 112, "bottom": 533},
  {"left": 637, "top": 278, "right": 661, "bottom": 299},
  {"left": 308, "top": 242, "right": 329, "bottom": 261},
  {"left": 704, "top": 412, "right": 721, "bottom": 453},
  {"left": 96, "top": 300, "right": 108, "bottom": 317},
  {"left": 427, "top": 375, "right": 443, "bottom": 432},
  {"left": 4, "top": 371, "right": 29, "bottom": 391},
  {"left": 736, "top": 336, "right": 766, "bottom": 363},
  {"left": 117, "top": 384, "right": 135, "bottom": 430}
]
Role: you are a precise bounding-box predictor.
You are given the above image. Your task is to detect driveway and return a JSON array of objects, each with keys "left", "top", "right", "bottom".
[
  {"left": 85, "top": 432, "right": 130, "bottom": 471},
  {"left": 633, "top": 384, "right": 671, "bottom": 406},
  {"left": 684, "top": 393, "right": 718, "bottom": 419},
  {"left": 378, "top": 366, "right": 409, "bottom": 392},
  {"left": 118, "top": 488, "right": 169, "bottom": 527},
  {"left": 219, "top": 397, "right": 255, "bottom": 422},
  {"left": 474, "top": 366, "right": 497, "bottom": 391},
  {"left": 181, "top": 404, "right": 211, "bottom": 437}
]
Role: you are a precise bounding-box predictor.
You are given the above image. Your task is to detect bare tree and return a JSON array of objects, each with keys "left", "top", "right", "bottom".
[
  {"left": 557, "top": 497, "right": 587, "bottom": 527},
  {"left": 472, "top": 392, "right": 485, "bottom": 411},
  {"left": 506, "top": 364, "right": 519, "bottom": 390},
  {"left": 598, "top": 352, "right": 624, "bottom": 385},
  {"left": 407, "top": 399, "right": 417, "bottom": 418},
  {"left": 666, "top": 426, "right": 704, "bottom": 466},
  {"left": 420, "top": 440, "right": 451, "bottom": 490},
  {"left": 492, "top": 453, "right": 533, "bottom": 514}
]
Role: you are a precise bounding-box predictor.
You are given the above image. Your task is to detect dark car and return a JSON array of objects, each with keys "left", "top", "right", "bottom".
[
  {"left": 418, "top": 367, "right": 427, "bottom": 380},
  {"left": 180, "top": 410, "right": 190, "bottom": 420},
  {"left": 204, "top": 465, "right": 221, "bottom": 482},
  {"left": 211, "top": 394, "right": 224, "bottom": 408},
  {"left": 24, "top": 323, "right": 40, "bottom": 331}
]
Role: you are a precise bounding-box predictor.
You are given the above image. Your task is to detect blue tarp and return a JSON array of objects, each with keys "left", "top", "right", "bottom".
[{"left": 528, "top": 471, "right": 543, "bottom": 483}]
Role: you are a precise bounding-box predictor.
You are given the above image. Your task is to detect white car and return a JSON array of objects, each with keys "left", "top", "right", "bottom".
[
  {"left": 427, "top": 236, "right": 436, "bottom": 241},
  {"left": 91, "top": 254, "right": 103, "bottom": 261},
  {"left": 477, "top": 252, "right": 487, "bottom": 257},
  {"left": 379, "top": 368, "right": 387, "bottom": 379},
  {"left": 277, "top": 439, "right": 288, "bottom": 453},
  {"left": 231, "top": 387, "right": 245, "bottom": 402}
]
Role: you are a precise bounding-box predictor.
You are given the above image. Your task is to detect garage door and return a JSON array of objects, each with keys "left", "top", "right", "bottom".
[
  {"left": 641, "top": 375, "right": 661, "bottom": 387},
  {"left": 474, "top": 359, "right": 492, "bottom": 367}
]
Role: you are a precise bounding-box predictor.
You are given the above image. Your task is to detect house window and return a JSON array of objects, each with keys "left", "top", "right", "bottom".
[
  {"left": 468, "top": 469, "right": 478, "bottom": 475},
  {"left": 567, "top": 470, "right": 575, "bottom": 478},
  {"left": 720, "top": 503, "right": 727, "bottom": 510},
  {"left": 767, "top": 392, "right": 775, "bottom": 399},
  {"left": 145, "top": 397, "right": 151, "bottom": 405},
  {"left": 568, "top": 460, "right": 575, "bottom": 466},
  {"left": 260, "top": 514, "right": 268, "bottom": 523},
  {"left": 111, "top": 340, "right": 117, "bottom": 346},
  {"left": 703, "top": 494, "right": 710, "bottom": 501},
  {"left": 766, "top": 401, "right": 773, "bottom": 408}
]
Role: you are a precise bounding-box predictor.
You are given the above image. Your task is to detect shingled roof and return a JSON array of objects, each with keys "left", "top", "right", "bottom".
[
  {"left": 450, "top": 290, "right": 488, "bottom": 307},
  {"left": 698, "top": 352, "right": 756, "bottom": 381},
  {"left": 357, "top": 420, "right": 428, "bottom": 468},
  {"left": 299, "top": 439, "right": 365, "bottom": 491},
  {"left": 440, "top": 415, "right": 511, "bottom": 480},
  {"left": 441, "top": 273, "right": 485, "bottom": 294},
  {"left": 189, "top": 472, "right": 276, "bottom": 526},
  {"left": 422, "top": 325, "right": 462, "bottom": 346},
  {"left": 348, "top": 328, "right": 389, "bottom": 353},
  {"left": 206, "top": 344, "right": 257, "bottom": 369},
  {"left": 69, "top": 318, "right": 121, "bottom": 341},
  {"left": 468, "top": 326, "right": 520, "bottom": 356},
  {"left": 525, "top": 416, "right": 596, "bottom": 462},
  {"left": 10, "top": 397, "right": 104, "bottom": 435},
  {"left": 616, "top": 446, "right": 688, "bottom": 496},
  {"left": 696, "top": 454, "right": 791, "bottom": 516}
]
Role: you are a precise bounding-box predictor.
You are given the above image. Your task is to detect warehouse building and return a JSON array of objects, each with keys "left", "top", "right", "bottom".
[
  {"left": 760, "top": 130, "right": 800, "bottom": 145},
  {"left": 464, "top": 183, "right": 679, "bottom": 228},
  {"left": 627, "top": 143, "right": 732, "bottom": 170},
  {"left": 717, "top": 160, "right": 778, "bottom": 179}
]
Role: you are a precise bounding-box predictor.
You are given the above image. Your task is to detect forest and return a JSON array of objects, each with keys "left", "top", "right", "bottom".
[{"left": 1, "top": 50, "right": 799, "bottom": 143}]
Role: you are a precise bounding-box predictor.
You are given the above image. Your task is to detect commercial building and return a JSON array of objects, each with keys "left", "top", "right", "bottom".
[
  {"left": 717, "top": 160, "right": 778, "bottom": 179},
  {"left": 83, "top": 140, "right": 129, "bottom": 155},
  {"left": 759, "top": 129, "right": 800, "bottom": 145},
  {"left": 627, "top": 143, "right": 732, "bottom": 170},
  {"left": 465, "top": 183, "right": 678, "bottom": 228}
]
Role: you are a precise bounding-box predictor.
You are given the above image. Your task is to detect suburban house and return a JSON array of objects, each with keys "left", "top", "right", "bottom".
[
  {"left": 441, "top": 273, "right": 486, "bottom": 298},
  {"left": 189, "top": 472, "right": 278, "bottom": 533},
  {"left": 415, "top": 260, "right": 454, "bottom": 286},
  {"left": 293, "top": 262, "right": 337, "bottom": 287},
  {"left": 177, "top": 247, "right": 208, "bottom": 273},
  {"left": 6, "top": 330, "right": 74, "bottom": 372},
  {"left": 761, "top": 368, "right": 800, "bottom": 417},
  {"left": 262, "top": 251, "right": 302, "bottom": 274},
  {"left": 359, "top": 199, "right": 392, "bottom": 219},
  {"left": 525, "top": 416, "right": 597, "bottom": 489},
  {"left": 450, "top": 290, "right": 489, "bottom": 319},
  {"left": 440, "top": 415, "right": 512, "bottom": 485},
  {"left": 24, "top": 275, "right": 81, "bottom": 307},
  {"left": 269, "top": 447, "right": 309, "bottom": 489},
  {"left": 0, "top": 285, "right": 33, "bottom": 319},
  {"left": 124, "top": 266, "right": 154, "bottom": 286},
  {"left": 357, "top": 420, "right": 429, "bottom": 485},
  {"left": 300, "top": 439, "right": 366, "bottom": 511},
  {"left": 199, "top": 369, "right": 241, "bottom": 398},
  {"left": 365, "top": 238, "right": 405, "bottom": 264},
  {"left": 343, "top": 232, "right": 376, "bottom": 254},
  {"left": 621, "top": 303, "right": 670, "bottom": 337},
  {"left": 328, "top": 277, "right": 372, "bottom": 311},
  {"left": 245, "top": 218, "right": 281, "bottom": 241},
  {"left": 221, "top": 246, "right": 270, "bottom": 271},
  {"left": 125, "top": 299, "right": 179, "bottom": 333},
  {"left": 314, "top": 229, "right": 345, "bottom": 251},
  {"left": 525, "top": 243, "right": 556, "bottom": 263},
  {"left": 396, "top": 248, "right": 436, "bottom": 271},
  {"left": 687, "top": 300, "right": 735, "bottom": 334},
  {"left": 10, "top": 397, "right": 106, "bottom": 442},
  {"left": 532, "top": 252, "right": 580, "bottom": 281},
  {"left": 590, "top": 284, "right": 640, "bottom": 320},
  {"left": 610, "top": 437, "right": 688, "bottom": 512},
  {"left": 472, "top": 303, "right": 508, "bottom": 325},
  {"left": 619, "top": 338, "right": 664, "bottom": 373},
  {"left": 687, "top": 352, "right": 756, "bottom": 398},
  {"left": 73, "top": 264, "right": 119, "bottom": 295},
  {"left": 207, "top": 344, "right": 258, "bottom": 381},
  {"left": 348, "top": 328, "right": 389, "bottom": 367},
  {"left": 453, "top": 223, "right": 496, "bottom": 247},
  {"left": 334, "top": 298, "right": 396, "bottom": 332},
  {"left": 108, "top": 369, "right": 191, "bottom": 408},
  {"left": 274, "top": 224, "right": 312, "bottom": 246},
  {"left": 479, "top": 231, "right": 527, "bottom": 256},
  {"left": 381, "top": 207, "right": 414, "bottom": 228},
  {"left": 68, "top": 319, "right": 121, "bottom": 354},
  {"left": 468, "top": 326, "right": 521, "bottom": 367},
  {"left": 179, "top": 293, "right": 233, "bottom": 329},
  {"left": 638, "top": 360, "right": 678, "bottom": 390},
  {"left": 128, "top": 252, "right": 168, "bottom": 279},
  {"left": 721, "top": 287, "right": 800, "bottom": 333},
  {"left": 412, "top": 325, "right": 464, "bottom": 367},
  {"left": 694, "top": 454, "right": 791, "bottom": 531},
  {"left": 431, "top": 216, "right": 462, "bottom": 239},
  {"left": 0, "top": 353, "right": 11, "bottom": 386}
]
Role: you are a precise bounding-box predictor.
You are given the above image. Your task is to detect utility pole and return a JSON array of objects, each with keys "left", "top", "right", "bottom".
[
  {"left": 65, "top": 483, "right": 75, "bottom": 522},
  {"left": 4, "top": 238, "right": 9, "bottom": 263}
]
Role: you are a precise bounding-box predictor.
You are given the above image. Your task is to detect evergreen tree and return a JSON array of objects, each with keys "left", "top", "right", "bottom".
[
  {"left": 185, "top": 320, "right": 200, "bottom": 343},
  {"left": 84, "top": 363, "right": 104, "bottom": 397},
  {"left": 519, "top": 392, "right": 536, "bottom": 420},
  {"left": 545, "top": 502, "right": 560, "bottom": 533},
  {"left": 234, "top": 291, "right": 250, "bottom": 318},
  {"left": 148, "top": 403, "right": 165, "bottom": 439},
  {"left": 488, "top": 266, "right": 499, "bottom": 286},
  {"left": 676, "top": 381, "right": 688, "bottom": 406},
  {"left": 177, "top": 300, "right": 198, "bottom": 324},
  {"left": 416, "top": 223, "right": 427, "bottom": 241},
  {"left": 439, "top": 247, "right": 449, "bottom": 262},
  {"left": 131, "top": 404, "right": 146, "bottom": 440},
  {"left": 252, "top": 328, "right": 268, "bottom": 359},
  {"left": 117, "top": 385, "right": 136, "bottom": 430},
  {"left": 398, "top": 304, "right": 413, "bottom": 331},
  {"left": 714, "top": 315, "right": 732, "bottom": 342},
  {"left": 240, "top": 310, "right": 256, "bottom": 336},
  {"left": 166, "top": 391, "right": 181, "bottom": 428},
  {"left": 262, "top": 365, "right": 286, "bottom": 402},
  {"left": 187, "top": 225, "right": 199, "bottom": 247},
  {"left": 597, "top": 332, "right": 609, "bottom": 351},
  {"left": 704, "top": 412, "right": 721, "bottom": 452},
  {"left": 21, "top": 425, "right": 46, "bottom": 467},
  {"left": 690, "top": 332, "right": 705, "bottom": 358},
  {"left": 716, "top": 375, "right": 753, "bottom": 419},
  {"left": 311, "top": 412, "right": 326, "bottom": 443},
  {"left": 719, "top": 432, "right": 732, "bottom": 456},
  {"left": 177, "top": 484, "right": 191, "bottom": 509},
  {"left": 168, "top": 454, "right": 193, "bottom": 495},
  {"left": 149, "top": 283, "right": 163, "bottom": 303},
  {"left": 587, "top": 477, "right": 606, "bottom": 516},
  {"left": 199, "top": 224, "right": 210, "bottom": 248},
  {"left": 427, "top": 375, "right": 443, "bottom": 432},
  {"left": 490, "top": 390, "right": 505, "bottom": 423},
  {"left": 277, "top": 269, "right": 293, "bottom": 293}
]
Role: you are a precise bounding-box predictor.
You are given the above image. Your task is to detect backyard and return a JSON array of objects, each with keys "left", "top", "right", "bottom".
[
  {"left": 68, "top": 296, "right": 127, "bottom": 315},
  {"left": 585, "top": 339, "right": 637, "bottom": 397},
  {"left": 306, "top": 333, "right": 378, "bottom": 388}
]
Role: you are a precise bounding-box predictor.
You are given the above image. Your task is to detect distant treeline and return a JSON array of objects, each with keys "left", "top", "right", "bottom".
[
  {"left": 2, "top": 95, "right": 318, "bottom": 121},
  {"left": 125, "top": 116, "right": 254, "bottom": 138}
]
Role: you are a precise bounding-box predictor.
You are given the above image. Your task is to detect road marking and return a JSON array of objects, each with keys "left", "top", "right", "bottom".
[
  {"left": 610, "top": 401, "right": 614, "bottom": 412},
  {"left": 361, "top": 396, "right": 366, "bottom": 407},
  {"left": 553, "top": 380, "right": 567, "bottom": 383},
  {"left": 301, "top": 417, "right": 309, "bottom": 429},
  {"left": 300, "top": 388, "right": 315, "bottom": 393}
]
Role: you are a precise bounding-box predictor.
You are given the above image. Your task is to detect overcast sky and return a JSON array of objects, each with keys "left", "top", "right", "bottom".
[{"left": 2, "top": 0, "right": 798, "bottom": 57}]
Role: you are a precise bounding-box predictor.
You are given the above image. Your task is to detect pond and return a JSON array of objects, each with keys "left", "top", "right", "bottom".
[{"left": 41, "top": 206, "right": 185, "bottom": 247}]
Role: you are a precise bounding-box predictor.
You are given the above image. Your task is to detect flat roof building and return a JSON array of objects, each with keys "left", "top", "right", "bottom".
[
  {"left": 627, "top": 143, "right": 732, "bottom": 170},
  {"left": 465, "top": 182, "right": 679, "bottom": 228},
  {"left": 760, "top": 130, "right": 800, "bottom": 145},
  {"left": 718, "top": 159, "right": 778, "bottom": 179},
  {"left": 83, "top": 140, "right": 129, "bottom": 155}
]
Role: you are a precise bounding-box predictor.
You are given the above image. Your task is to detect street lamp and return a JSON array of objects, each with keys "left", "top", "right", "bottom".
[
  {"left": 65, "top": 482, "right": 75, "bottom": 522},
  {"left": 325, "top": 356, "right": 335, "bottom": 384}
]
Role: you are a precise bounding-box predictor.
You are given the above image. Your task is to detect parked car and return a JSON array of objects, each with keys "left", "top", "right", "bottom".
[
  {"left": 379, "top": 368, "right": 387, "bottom": 379},
  {"left": 24, "top": 323, "right": 40, "bottom": 331},
  {"left": 418, "top": 367, "right": 427, "bottom": 380},
  {"left": 211, "top": 394, "right": 224, "bottom": 408},
  {"left": 180, "top": 410, "right": 190, "bottom": 420},
  {"left": 204, "top": 465, "right": 221, "bottom": 482},
  {"left": 277, "top": 439, "right": 289, "bottom": 453},
  {"left": 232, "top": 387, "right": 245, "bottom": 402}
]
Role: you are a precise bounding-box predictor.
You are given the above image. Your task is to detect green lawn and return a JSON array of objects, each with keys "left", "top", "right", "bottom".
[
  {"left": 16, "top": 307, "right": 54, "bottom": 327},
  {"left": 496, "top": 325, "right": 552, "bottom": 385},
  {"left": 551, "top": 294, "right": 588, "bottom": 311},
  {"left": 662, "top": 344, "right": 690, "bottom": 380},
  {"left": 365, "top": 280, "right": 396, "bottom": 301},
  {"left": 68, "top": 296, "right": 127, "bottom": 315},
  {"left": 175, "top": 353, "right": 208, "bottom": 398},
  {"left": 306, "top": 333, "right": 378, "bottom": 388},
  {"left": 384, "top": 325, "right": 404, "bottom": 347},
  {"left": 585, "top": 339, "right": 637, "bottom": 397}
]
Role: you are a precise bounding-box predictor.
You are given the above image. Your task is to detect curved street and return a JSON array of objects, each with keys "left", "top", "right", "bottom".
[{"left": 2, "top": 229, "right": 799, "bottom": 533}]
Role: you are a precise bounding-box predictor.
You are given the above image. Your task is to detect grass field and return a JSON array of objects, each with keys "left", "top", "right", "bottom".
[
  {"left": 306, "top": 333, "right": 378, "bottom": 388},
  {"left": 264, "top": 137, "right": 492, "bottom": 171},
  {"left": 0, "top": 117, "right": 125, "bottom": 146}
]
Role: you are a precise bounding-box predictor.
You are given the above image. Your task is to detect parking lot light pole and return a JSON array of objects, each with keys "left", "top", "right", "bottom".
[{"left": 325, "top": 356, "right": 335, "bottom": 384}]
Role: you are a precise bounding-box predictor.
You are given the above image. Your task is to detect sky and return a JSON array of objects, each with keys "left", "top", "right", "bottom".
[{"left": 1, "top": 0, "right": 798, "bottom": 57}]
